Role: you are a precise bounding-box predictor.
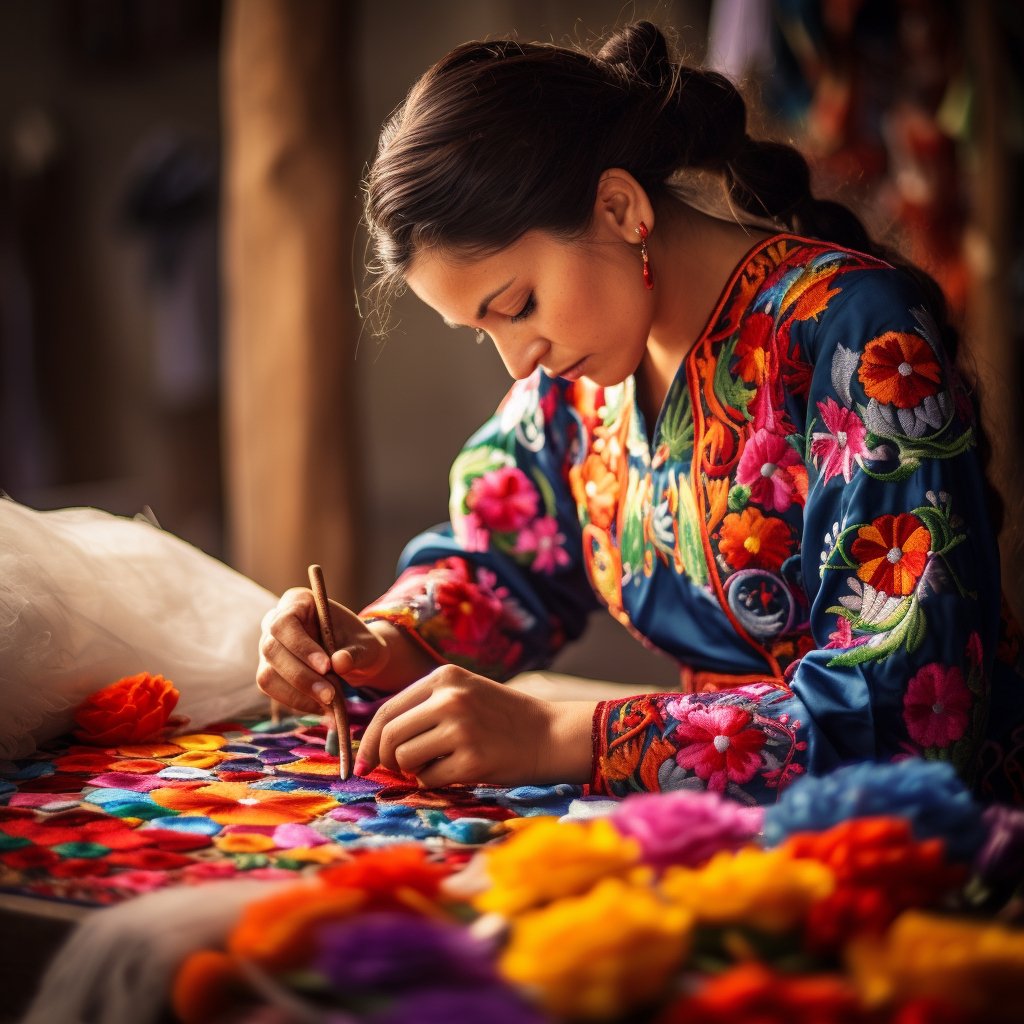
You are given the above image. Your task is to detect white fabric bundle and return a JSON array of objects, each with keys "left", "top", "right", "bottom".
[
  {"left": 0, "top": 498, "right": 278, "bottom": 758},
  {"left": 20, "top": 878, "right": 294, "bottom": 1024}
]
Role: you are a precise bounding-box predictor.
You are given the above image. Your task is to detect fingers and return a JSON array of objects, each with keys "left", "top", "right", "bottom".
[
  {"left": 355, "top": 679, "right": 436, "bottom": 774},
  {"left": 257, "top": 588, "right": 338, "bottom": 713}
]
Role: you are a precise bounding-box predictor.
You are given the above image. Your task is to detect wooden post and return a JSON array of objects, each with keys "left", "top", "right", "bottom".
[
  {"left": 221, "top": 0, "right": 361, "bottom": 598},
  {"left": 964, "top": 1, "right": 1023, "bottom": 618}
]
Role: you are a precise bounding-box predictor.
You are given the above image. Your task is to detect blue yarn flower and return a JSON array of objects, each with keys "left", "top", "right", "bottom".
[{"left": 762, "top": 758, "right": 986, "bottom": 861}]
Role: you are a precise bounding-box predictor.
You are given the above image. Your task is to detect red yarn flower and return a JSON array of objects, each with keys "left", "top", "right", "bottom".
[{"left": 72, "top": 672, "right": 180, "bottom": 746}]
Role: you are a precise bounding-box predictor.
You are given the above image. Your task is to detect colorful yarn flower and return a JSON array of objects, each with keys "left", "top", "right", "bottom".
[
  {"left": 72, "top": 672, "right": 180, "bottom": 746},
  {"left": 314, "top": 912, "right": 497, "bottom": 992},
  {"left": 474, "top": 818, "right": 641, "bottom": 916},
  {"left": 499, "top": 875, "right": 692, "bottom": 1020},
  {"left": 656, "top": 962, "right": 865, "bottom": 1024},
  {"left": 610, "top": 789, "right": 763, "bottom": 870},
  {"left": 845, "top": 910, "right": 1024, "bottom": 1020},
  {"left": 172, "top": 949, "right": 253, "bottom": 1024},
  {"left": 780, "top": 817, "right": 966, "bottom": 952},
  {"left": 762, "top": 760, "right": 986, "bottom": 862},
  {"left": 659, "top": 847, "right": 834, "bottom": 935}
]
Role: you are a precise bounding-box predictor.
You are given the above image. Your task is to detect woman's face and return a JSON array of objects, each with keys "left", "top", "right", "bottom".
[{"left": 405, "top": 227, "right": 654, "bottom": 387}]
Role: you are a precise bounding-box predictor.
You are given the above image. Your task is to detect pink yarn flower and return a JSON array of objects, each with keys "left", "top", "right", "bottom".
[
  {"left": 610, "top": 789, "right": 763, "bottom": 870},
  {"left": 810, "top": 398, "right": 868, "bottom": 484},
  {"left": 467, "top": 467, "right": 539, "bottom": 532},
  {"left": 902, "top": 662, "right": 972, "bottom": 748},
  {"left": 514, "top": 515, "right": 570, "bottom": 574},
  {"left": 673, "top": 705, "right": 766, "bottom": 791},
  {"left": 736, "top": 429, "right": 805, "bottom": 512}
]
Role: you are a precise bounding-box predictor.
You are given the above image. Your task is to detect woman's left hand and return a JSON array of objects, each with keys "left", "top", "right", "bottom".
[{"left": 354, "top": 664, "right": 596, "bottom": 788}]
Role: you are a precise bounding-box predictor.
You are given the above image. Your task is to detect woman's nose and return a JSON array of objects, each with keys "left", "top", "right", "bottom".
[{"left": 492, "top": 332, "right": 549, "bottom": 381}]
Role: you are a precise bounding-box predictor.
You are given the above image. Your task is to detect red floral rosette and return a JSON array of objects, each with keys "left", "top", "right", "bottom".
[{"left": 72, "top": 672, "right": 181, "bottom": 745}]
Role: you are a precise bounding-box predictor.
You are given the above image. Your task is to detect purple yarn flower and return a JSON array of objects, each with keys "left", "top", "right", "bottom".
[
  {"left": 610, "top": 789, "right": 763, "bottom": 870},
  {"left": 762, "top": 759, "right": 985, "bottom": 861},
  {"left": 370, "top": 987, "right": 548, "bottom": 1024},
  {"left": 974, "top": 804, "right": 1024, "bottom": 888},
  {"left": 314, "top": 912, "right": 497, "bottom": 993}
]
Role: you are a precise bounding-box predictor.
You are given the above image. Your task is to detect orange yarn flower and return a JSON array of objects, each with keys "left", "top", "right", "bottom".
[
  {"left": 851, "top": 513, "right": 931, "bottom": 596},
  {"left": 718, "top": 507, "right": 793, "bottom": 571},
  {"left": 72, "top": 672, "right": 180, "bottom": 746},
  {"left": 858, "top": 332, "right": 942, "bottom": 409},
  {"left": 149, "top": 781, "right": 336, "bottom": 825},
  {"left": 172, "top": 949, "right": 253, "bottom": 1024}
]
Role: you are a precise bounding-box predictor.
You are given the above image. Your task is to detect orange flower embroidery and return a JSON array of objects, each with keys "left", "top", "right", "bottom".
[
  {"left": 858, "top": 332, "right": 942, "bottom": 409},
  {"left": 73, "top": 672, "right": 180, "bottom": 746},
  {"left": 718, "top": 507, "right": 793, "bottom": 572},
  {"left": 149, "top": 781, "right": 336, "bottom": 825},
  {"left": 572, "top": 454, "right": 619, "bottom": 530},
  {"left": 851, "top": 513, "right": 931, "bottom": 596}
]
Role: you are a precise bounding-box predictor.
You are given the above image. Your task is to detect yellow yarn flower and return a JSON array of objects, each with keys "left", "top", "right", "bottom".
[
  {"left": 474, "top": 818, "right": 642, "bottom": 916},
  {"left": 660, "top": 846, "right": 834, "bottom": 934},
  {"left": 846, "top": 910, "right": 1024, "bottom": 1020},
  {"left": 500, "top": 876, "right": 692, "bottom": 1020}
]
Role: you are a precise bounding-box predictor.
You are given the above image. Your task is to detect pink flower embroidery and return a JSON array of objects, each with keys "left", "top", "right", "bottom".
[
  {"left": 466, "top": 467, "right": 539, "bottom": 532},
  {"left": 514, "top": 515, "right": 571, "bottom": 574},
  {"left": 824, "top": 616, "right": 870, "bottom": 650},
  {"left": 810, "top": 398, "right": 868, "bottom": 484},
  {"left": 902, "top": 662, "right": 972, "bottom": 749},
  {"left": 455, "top": 511, "right": 490, "bottom": 552},
  {"left": 673, "top": 705, "right": 765, "bottom": 791},
  {"left": 736, "top": 429, "right": 805, "bottom": 512}
]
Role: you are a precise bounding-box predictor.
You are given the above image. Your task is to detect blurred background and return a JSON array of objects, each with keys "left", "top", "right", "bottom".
[{"left": 0, "top": 0, "right": 1021, "bottom": 686}]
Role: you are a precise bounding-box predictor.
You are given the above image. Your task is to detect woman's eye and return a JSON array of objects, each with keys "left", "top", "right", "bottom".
[{"left": 510, "top": 293, "right": 536, "bottom": 323}]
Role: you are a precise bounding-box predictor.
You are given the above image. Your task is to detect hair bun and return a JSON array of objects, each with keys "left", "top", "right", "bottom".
[{"left": 597, "top": 21, "right": 672, "bottom": 86}]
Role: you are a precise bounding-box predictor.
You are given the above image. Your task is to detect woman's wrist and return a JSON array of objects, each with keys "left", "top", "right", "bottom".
[
  {"left": 363, "top": 619, "right": 440, "bottom": 691},
  {"left": 537, "top": 700, "right": 599, "bottom": 784}
]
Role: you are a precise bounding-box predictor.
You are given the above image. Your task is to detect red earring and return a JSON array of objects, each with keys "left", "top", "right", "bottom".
[{"left": 636, "top": 222, "right": 654, "bottom": 290}]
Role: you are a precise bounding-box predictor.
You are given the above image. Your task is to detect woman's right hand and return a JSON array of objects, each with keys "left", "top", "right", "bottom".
[{"left": 257, "top": 587, "right": 390, "bottom": 713}]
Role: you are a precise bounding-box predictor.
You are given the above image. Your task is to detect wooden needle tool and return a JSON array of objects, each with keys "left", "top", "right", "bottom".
[{"left": 307, "top": 563, "right": 353, "bottom": 780}]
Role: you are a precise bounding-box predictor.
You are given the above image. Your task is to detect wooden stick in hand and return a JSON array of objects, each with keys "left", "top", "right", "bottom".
[{"left": 307, "top": 563, "right": 353, "bottom": 780}]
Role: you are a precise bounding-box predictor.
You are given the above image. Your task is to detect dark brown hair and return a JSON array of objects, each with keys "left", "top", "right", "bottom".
[{"left": 364, "top": 21, "right": 1001, "bottom": 529}]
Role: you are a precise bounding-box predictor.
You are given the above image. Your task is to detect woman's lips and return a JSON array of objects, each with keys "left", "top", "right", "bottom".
[{"left": 558, "top": 356, "right": 588, "bottom": 381}]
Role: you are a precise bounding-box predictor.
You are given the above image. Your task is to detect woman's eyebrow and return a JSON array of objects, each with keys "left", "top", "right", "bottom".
[{"left": 441, "top": 276, "right": 517, "bottom": 330}]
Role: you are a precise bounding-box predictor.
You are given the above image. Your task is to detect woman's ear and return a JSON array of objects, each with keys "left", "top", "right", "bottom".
[{"left": 591, "top": 168, "right": 655, "bottom": 241}]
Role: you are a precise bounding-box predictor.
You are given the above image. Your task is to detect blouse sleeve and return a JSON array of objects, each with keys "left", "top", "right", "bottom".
[
  {"left": 592, "top": 265, "right": 1014, "bottom": 804},
  {"left": 361, "top": 372, "right": 600, "bottom": 680}
]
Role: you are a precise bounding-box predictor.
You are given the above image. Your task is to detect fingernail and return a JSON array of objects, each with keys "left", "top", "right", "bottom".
[
  {"left": 311, "top": 653, "right": 330, "bottom": 674},
  {"left": 353, "top": 756, "right": 368, "bottom": 776},
  {"left": 313, "top": 681, "right": 335, "bottom": 703}
]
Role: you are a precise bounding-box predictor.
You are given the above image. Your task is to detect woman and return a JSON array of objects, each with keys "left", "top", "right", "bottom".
[{"left": 257, "top": 22, "right": 1023, "bottom": 804}]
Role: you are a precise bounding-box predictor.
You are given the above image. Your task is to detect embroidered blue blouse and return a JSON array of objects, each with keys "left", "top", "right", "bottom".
[{"left": 363, "top": 235, "right": 1024, "bottom": 805}]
